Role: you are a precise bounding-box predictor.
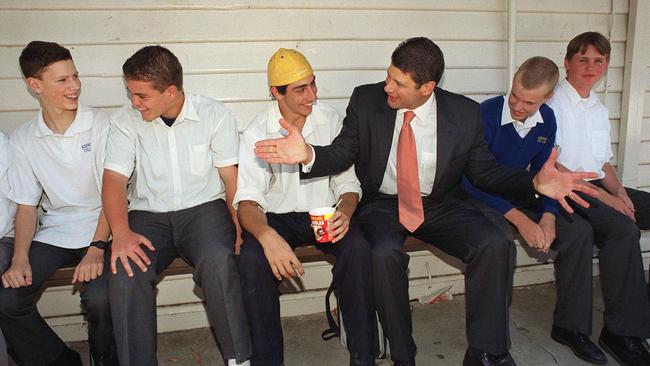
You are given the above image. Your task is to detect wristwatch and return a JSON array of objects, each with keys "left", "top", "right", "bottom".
[{"left": 89, "top": 240, "right": 110, "bottom": 251}]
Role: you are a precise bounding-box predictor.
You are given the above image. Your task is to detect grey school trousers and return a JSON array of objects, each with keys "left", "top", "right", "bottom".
[{"left": 109, "top": 200, "right": 251, "bottom": 366}]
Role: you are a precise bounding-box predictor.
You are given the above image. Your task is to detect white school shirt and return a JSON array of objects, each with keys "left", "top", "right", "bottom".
[
  {"left": 379, "top": 92, "right": 437, "bottom": 195},
  {"left": 105, "top": 93, "right": 239, "bottom": 213},
  {"left": 234, "top": 101, "right": 362, "bottom": 213},
  {"left": 548, "top": 78, "right": 612, "bottom": 179},
  {"left": 8, "top": 105, "right": 108, "bottom": 248},
  {"left": 0, "top": 131, "right": 16, "bottom": 239}
]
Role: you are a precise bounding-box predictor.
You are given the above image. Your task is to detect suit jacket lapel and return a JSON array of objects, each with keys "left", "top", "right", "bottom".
[
  {"left": 372, "top": 103, "right": 396, "bottom": 192},
  {"left": 431, "top": 90, "right": 455, "bottom": 194}
]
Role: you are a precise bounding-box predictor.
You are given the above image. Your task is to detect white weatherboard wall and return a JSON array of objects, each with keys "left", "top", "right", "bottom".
[{"left": 0, "top": 0, "right": 649, "bottom": 341}]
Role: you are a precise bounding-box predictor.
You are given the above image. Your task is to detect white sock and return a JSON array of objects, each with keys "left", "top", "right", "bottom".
[{"left": 228, "top": 359, "right": 250, "bottom": 366}]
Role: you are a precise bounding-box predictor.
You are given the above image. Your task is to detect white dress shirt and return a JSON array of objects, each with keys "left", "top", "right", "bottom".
[
  {"left": 105, "top": 93, "right": 239, "bottom": 213},
  {"left": 501, "top": 94, "right": 544, "bottom": 138},
  {"left": 234, "top": 100, "right": 361, "bottom": 214},
  {"left": 0, "top": 131, "right": 16, "bottom": 239},
  {"left": 548, "top": 79, "right": 612, "bottom": 179},
  {"left": 8, "top": 105, "right": 108, "bottom": 248},
  {"left": 379, "top": 92, "right": 437, "bottom": 195}
]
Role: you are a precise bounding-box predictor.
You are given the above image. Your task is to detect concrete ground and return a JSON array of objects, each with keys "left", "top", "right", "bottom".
[{"left": 53, "top": 280, "right": 640, "bottom": 365}]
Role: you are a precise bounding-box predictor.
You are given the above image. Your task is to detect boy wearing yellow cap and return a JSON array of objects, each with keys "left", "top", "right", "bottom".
[{"left": 234, "top": 49, "right": 376, "bottom": 366}]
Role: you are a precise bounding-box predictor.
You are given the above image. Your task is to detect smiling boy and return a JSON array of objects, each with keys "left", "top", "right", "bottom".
[
  {"left": 234, "top": 48, "right": 375, "bottom": 366},
  {"left": 102, "top": 45, "right": 251, "bottom": 366},
  {"left": 0, "top": 41, "right": 117, "bottom": 366},
  {"left": 548, "top": 31, "right": 650, "bottom": 365}
]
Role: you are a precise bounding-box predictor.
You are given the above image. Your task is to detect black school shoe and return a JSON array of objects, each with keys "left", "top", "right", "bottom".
[
  {"left": 551, "top": 325, "right": 607, "bottom": 364},
  {"left": 599, "top": 327, "right": 650, "bottom": 366}
]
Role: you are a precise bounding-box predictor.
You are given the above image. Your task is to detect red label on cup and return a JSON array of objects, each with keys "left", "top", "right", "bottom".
[{"left": 309, "top": 207, "right": 335, "bottom": 243}]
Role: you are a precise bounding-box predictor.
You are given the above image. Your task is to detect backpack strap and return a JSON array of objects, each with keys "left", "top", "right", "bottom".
[{"left": 321, "top": 281, "right": 340, "bottom": 341}]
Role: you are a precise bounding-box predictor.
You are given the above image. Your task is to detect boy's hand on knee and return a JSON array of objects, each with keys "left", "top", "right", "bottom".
[
  {"left": 259, "top": 230, "right": 304, "bottom": 280},
  {"left": 110, "top": 230, "right": 155, "bottom": 277},
  {"left": 235, "top": 231, "right": 243, "bottom": 255},
  {"left": 599, "top": 191, "right": 636, "bottom": 222},
  {"left": 538, "top": 213, "right": 556, "bottom": 253},
  {"left": 72, "top": 246, "right": 105, "bottom": 284},
  {"left": 1, "top": 257, "right": 32, "bottom": 288},
  {"left": 516, "top": 220, "right": 546, "bottom": 252},
  {"left": 614, "top": 187, "right": 635, "bottom": 212}
]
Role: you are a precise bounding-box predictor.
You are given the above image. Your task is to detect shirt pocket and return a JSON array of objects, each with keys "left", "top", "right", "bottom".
[
  {"left": 590, "top": 130, "right": 610, "bottom": 161},
  {"left": 419, "top": 151, "right": 437, "bottom": 189},
  {"left": 189, "top": 144, "right": 210, "bottom": 176}
]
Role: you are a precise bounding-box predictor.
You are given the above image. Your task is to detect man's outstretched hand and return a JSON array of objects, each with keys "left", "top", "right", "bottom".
[
  {"left": 255, "top": 118, "right": 312, "bottom": 164},
  {"left": 533, "top": 148, "right": 599, "bottom": 213}
]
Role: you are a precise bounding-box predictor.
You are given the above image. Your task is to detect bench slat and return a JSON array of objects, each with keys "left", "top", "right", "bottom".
[{"left": 43, "top": 238, "right": 429, "bottom": 287}]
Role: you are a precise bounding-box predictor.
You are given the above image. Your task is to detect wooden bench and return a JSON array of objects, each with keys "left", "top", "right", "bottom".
[
  {"left": 37, "top": 232, "right": 649, "bottom": 342},
  {"left": 44, "top": 237, "right": 431, "bottom": 288},
  {"left": 45, "top": 231, "right": 650, "bottom": 288}
]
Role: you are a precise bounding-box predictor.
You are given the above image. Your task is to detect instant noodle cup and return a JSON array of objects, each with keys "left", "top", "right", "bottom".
[{"left": 309, "top": 206, "right": 336, "bottom": 243}]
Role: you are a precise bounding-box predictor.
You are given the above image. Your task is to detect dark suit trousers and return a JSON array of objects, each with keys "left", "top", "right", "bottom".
[
  {"left": 0, "top": 321, "right": 6, "bottom": 366},
  {"left": 0, "top": 237, "right": 116, "bottom": 366},
  {"left": 109, "top": 200, "right": 252, "bottom": 366},
  {"left": 562, "top": 185, "right": 650, "bottom": 338},
  {"left": 238, "top": 212, "right": 376, "bottom": 366},
  {"left": 356, "top": 195, "right": 516, "bottom": 360}
]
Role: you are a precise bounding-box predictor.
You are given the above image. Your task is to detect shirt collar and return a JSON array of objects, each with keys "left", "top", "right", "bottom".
[
  {"left": 35, "top": 104, "right": 94, "bottom": 137},
  {"left": 500, "top": 94, "right": 544, "bottom": 128},
  {"left": 560, "top": 78, "right": 598, "bottom": 107},
  {"left": 397, "top": 92, "right": 435, "bottom": 124},
  {"left": 151, "top": 93, "right": 199, "bottom": 127},
  {"left": 266, "top": 100, "right": 326, "bottom": 137}
]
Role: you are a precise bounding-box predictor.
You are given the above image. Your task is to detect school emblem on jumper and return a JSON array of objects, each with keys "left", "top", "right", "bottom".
[
  {"left": 82, "top": 142, "right": 92, "bottom": 152},
  {"left": 537, "top": 136, "right": 548, "bottom": 144}
]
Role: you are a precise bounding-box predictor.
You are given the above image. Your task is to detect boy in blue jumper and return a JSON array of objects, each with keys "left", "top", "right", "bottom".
[
  {"left": 463, "top": 57, "right": 561, "bottom": 257},
  {"left": 463, "top": 56, "right": 627, "bottom": 365},
  {"left": 463, "top": 57, "right": 559, "bottom": 246}
]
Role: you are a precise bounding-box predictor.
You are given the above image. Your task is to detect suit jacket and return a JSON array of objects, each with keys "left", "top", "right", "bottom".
[{"left": 305, "top": 81, "right": 536, "bottom": 206}]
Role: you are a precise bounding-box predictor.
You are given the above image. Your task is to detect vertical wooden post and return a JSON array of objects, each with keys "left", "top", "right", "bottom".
[{"left": 618, "top": 0, "right": 650, "bottom": 187}]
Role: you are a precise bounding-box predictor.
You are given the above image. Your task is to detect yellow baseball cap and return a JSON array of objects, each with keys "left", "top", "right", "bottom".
[{"left": 267, "top": 48, "right": 313, "bottom": 87}]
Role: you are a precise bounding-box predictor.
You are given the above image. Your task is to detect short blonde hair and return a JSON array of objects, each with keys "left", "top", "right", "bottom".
[{"left": 514, "top": 56, "right": 559, "bottom": 94}]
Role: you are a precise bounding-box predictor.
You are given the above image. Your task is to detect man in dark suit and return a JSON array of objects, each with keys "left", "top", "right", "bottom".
[{"left": 254, "top": 37, "right": 597, "bottom": 366}]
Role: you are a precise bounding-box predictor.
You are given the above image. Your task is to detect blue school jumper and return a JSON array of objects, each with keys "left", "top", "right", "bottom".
[{"left": 462, "top": 95, "right": 558, "bottom": 216}]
